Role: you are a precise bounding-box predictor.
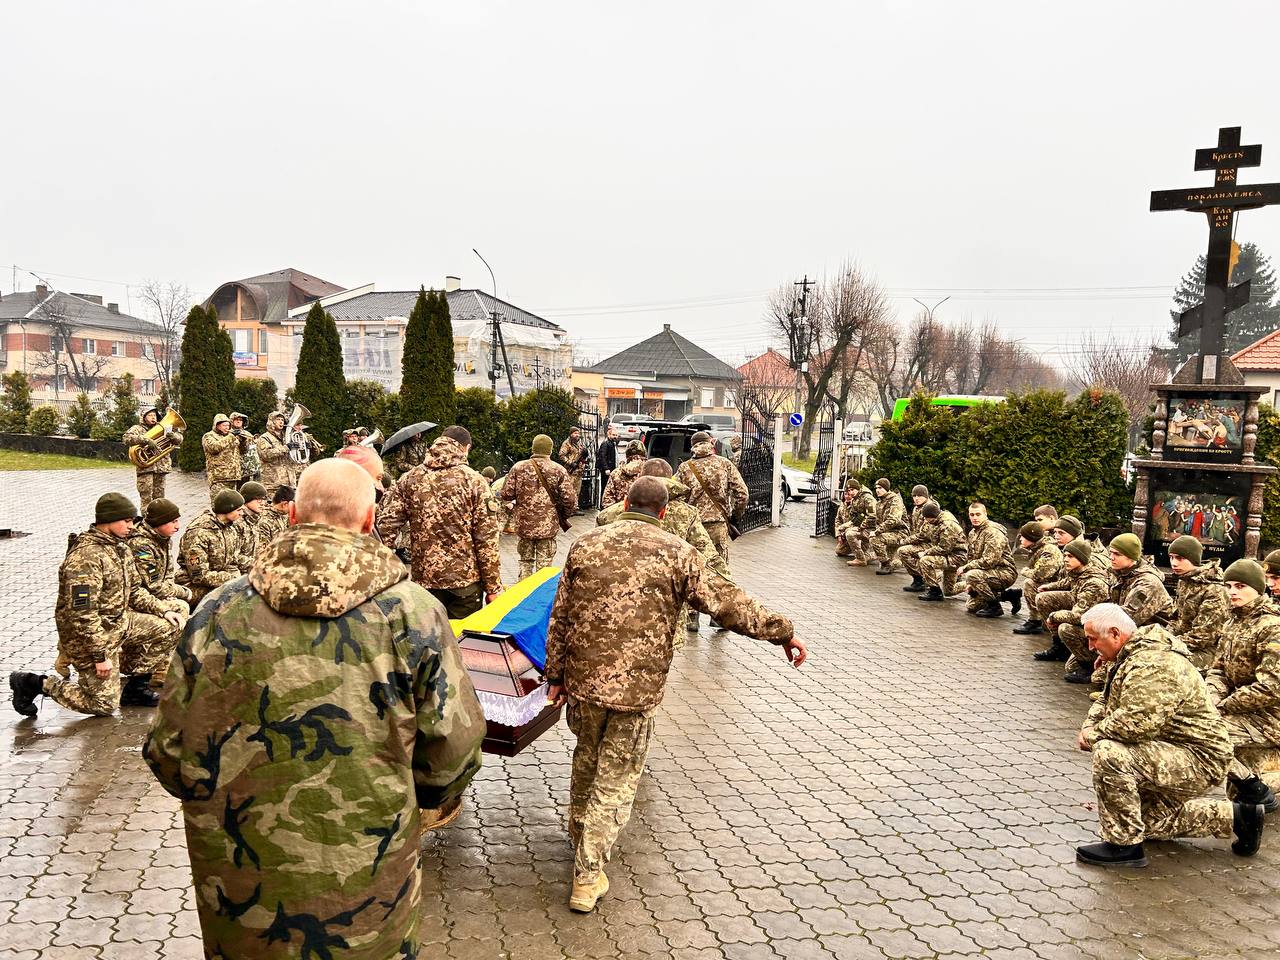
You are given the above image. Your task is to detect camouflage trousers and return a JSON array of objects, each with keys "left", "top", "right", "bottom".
[
  {"left": 918, "top": 552, "right": 961, "bottom": 594},
  {"left": 45, "top": 612, "right": 177, "bottom": 716},
  {"left": 1035, "top": 589, "right": 1073, "bottom": 625},
  {"left": 870, "top": 529, "right": 905, "bottom": 566},
  {"left": 1223, "top": 713, "right": 1280, "bottom": 782},
  {"left": 704, "top": 522, "right": 731, "bottom": 569},
  {"left": 1021, "top": 577, "right": 1047, "bottom": 620},
  {"left": 959, "top": 568, "right": 1016, "bottom": 609},
  {"left": 834, "top": 525, "right": 856, "bottom": 557},
  {"left": 1092, "top": 738, "right": 1232, "bottom": 845},
  {"left": 1236, "top": 742, "right": 1280, "bottom": 795},
  {"left": 849, "top": 526, "right": 874, "bottom": 563},
  {"left": 207, "top": 478, "right": 237, "bottom": 505},
  {"left": 517, "top": 537, "right": 556, "bottom": 580},
  {"left": 135, "top": 471, "right": 165, "bottom": 510},
  {"left": 566, "top": 698, "right": 655, "bottom": 884},
  {"left": 568, "top": 474, "right": 583, "bottom": 513},
  {"left": 897, "top": 544, "right": 926, "bottom": 578}
]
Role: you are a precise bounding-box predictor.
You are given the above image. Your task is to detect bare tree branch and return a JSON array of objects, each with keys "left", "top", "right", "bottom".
[
  {"left": 29, "top": 297, "right": 113, "bottom": 393},
  {"left": 1067, "top": 331, "right": 1165, "bottom": 447},
  {"left": 135, "top": 280, "right": 191, "bottom": 396}
]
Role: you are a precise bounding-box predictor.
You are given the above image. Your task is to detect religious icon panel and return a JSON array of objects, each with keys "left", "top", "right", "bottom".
[
  {"left": 1164, "top": 393, "right": 1247, "bottom": 463},
  {"left": 1146, "top": 468, "right": 1251, "bottom": 566}
]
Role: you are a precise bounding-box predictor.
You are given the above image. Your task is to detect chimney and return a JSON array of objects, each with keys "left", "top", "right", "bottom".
[
  {"left": 445, "top": 276, "right": 461, "bottom": 293},
  {"left": 107, "top": 303, "right": 119, "bottom": 314},
  {"left": 663, "top": 323, "right": 671, "bottom": 332},
  {"left": 36, "top": 284, "right": 48, "bottom": 297}
]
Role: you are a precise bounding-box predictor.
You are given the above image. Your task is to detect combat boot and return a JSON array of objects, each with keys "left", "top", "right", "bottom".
[
  {"left": 974, "top": 600, "right": 1004, "bottom": 618},
  {"left": 918, "top": 586, "right": 944, "bottom": 602},
  {"left": 874, "top": 562, "right": 895, "bottom": 576},
  {"left": 1013, "top": 619, "right": 1044, "bottom": 635},
  {"left": 1001, "top": 589, "right": 1022, "bottom": 615},
  {"left": 568, "top": 869, "right": 610, "bottom": 913},
  {"left": 1075, "top": 841, "right": 1148, "bottom": 868},
  {"left": 119, "top": 674, "right": 160, "bottom": 708},
  {"left": 846, "top": 558, "right": 867, "bottom": 567},
  {"left": 1033, "top": 640, "right": 1069, "bottom": 662},
  {"left": 1231, "top": 776, "right": 1280, "bottom": 814},
  {"left": 9, "top": 672, "right": 45, "bottom": 717},
  {"left": 901, "top": 576, "right": 925, "bottom": 593},
  {"left": 1063, "top": 665, "right": 1094, "bottom": 684},
  {"left": 421, "top": 796, "right": 463, "bottom": 832},
  {"left": 1232, "top": 802, "right": 1265, "bottom": 856}
]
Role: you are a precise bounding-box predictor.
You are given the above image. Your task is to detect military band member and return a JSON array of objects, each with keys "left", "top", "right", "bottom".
[
  {"left": 868, "top": 478, "right": 909, "bottom": 574},
  {"left": 1167, "top": 535, "right": 1230, "bottom": 672},
  {"left": 229, "top": 411, "right": 260, "bottom": 488},
  {"left": 122, "top": 406, "right": 181, "bottom": 509},
  {"left": 202, "top": 413, "right": 241, "bottom": 504},
  {"left": 256, "top": 411, "right": 293, "bottom": 498},
  {"left": 502, "top": 434, "right": 574, "bottom": 580},
  {"left": 178, "top": 489, "right": 247, "bottom": 606},
  {"left": 558, "top": 427, "right": 588, "bottom": 515}
]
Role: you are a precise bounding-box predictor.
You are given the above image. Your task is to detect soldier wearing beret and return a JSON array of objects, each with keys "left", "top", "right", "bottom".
[
  {"left": 10, "top": 493, "right": 184, "bottom": 718},
  {"left": 178, "top": 489, "right": 248, "bottom": 606},
  {"left": 1167, "top": 535, "right": 1230, "bottom": 672}
]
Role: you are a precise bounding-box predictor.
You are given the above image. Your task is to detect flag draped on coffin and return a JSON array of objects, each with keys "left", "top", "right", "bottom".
[{"left": 449, "top": 566, "right": 560, "bottom": 671}]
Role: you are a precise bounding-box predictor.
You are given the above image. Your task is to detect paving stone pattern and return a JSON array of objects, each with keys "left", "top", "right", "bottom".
[{"left": 2, "top": 468, "right": 1278, "bottom": 959}]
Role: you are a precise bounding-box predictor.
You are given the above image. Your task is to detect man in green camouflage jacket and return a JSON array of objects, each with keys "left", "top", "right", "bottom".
[
  {"left": 256, "top": 412, "right": 293, "bottom": 498},
  {"left": 252, "top": 486, "right": 293, "bottom": 560},
  {"left": 1074, "top": 604, "right": 1258, "bottom": 868},
  {"left": 674, "top": 432, "right": 749, "bottom": 570},
  {"left": 10, "top": 493, "right": 184, "bottom": 717},
  {"left": 895, "top": 485, "right": 934, "bottom": 592},
  {"left": 956, "top": 501, "right": 1018, "bottom": 617},
  {"left": 127, "top": 497, "right": 194, "bottom": 609},
  {"left": 1038, "top": 540, "right": 1110, "bottom": 673},
  {"left": 144, "top": 458, "right": 485, "bottom": 960},
  {"left": 600, "top": 440, "right": 648, "bottom": 509},
  {"left": 844, "top": 480, "right": 879, "bottom": 567},
  {"left": 1167, "top": 535, "right": 1230, "bottom": 672},
  {"left": 178, "top": 489, "right": 248, "bottom": 606},
  {"left": 547, "top": 477, "right": 805, "bottom": 913},
  {"left": 123, "top": 406, "right": 182, "bottom": 509},
  {"left": 868, "top": 478, "right": 909, "bottom": 574},
  {"left": 916, "top": 502, "right": 967, "bottom": 601},
  {"left": 1012, "top": 520, "right": 1063, "bottom": 636},
  {"left": 232, "top": 481, "right": 269, "bottom": 573},
  {"left": 202, "top": 413, "right": 242, "bottom": 504}
]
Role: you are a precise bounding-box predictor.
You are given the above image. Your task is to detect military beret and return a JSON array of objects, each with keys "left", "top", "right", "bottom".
[
  {"left": 532, "top": 434, "right": 554, "bottom": 456},
  {"left": 1109, "top": 533, "right": 1142, "bottom": 562},
  {"left": 1054, "top": 516, "right": 1083, "bottom": 538},
  {"left": 213, "top": 490, "right": 245, "bottom": 515},
  {"left": 1168, "top": 534, "right": 1203, "bottom": 565},
  {"left": 145, "top": 498, "right": 180, "bottom": 526},
  {"left": 240, "top": 481, "right": 267, "bottom": 503},
  {"left": 920, "top": 502, "right": 941, "bottom": 519},
  {"left": 690, "top": 431, "right": 713, "bottom": 445},
  {"left": 272, "top": 486, "right": 296, "bottom": 505},
  {"left": 911, "top": 484, "right": 929, "bottom": 497},
  {"left": 625, "top": 440, "right": 646, "bottom": 458},
  {"left": 1064, "top": 540, "right": 1092, "bottom": 564},
  {"left": 1224, "top": 558, "right": 1266, "bottom": 594},
  {"left": 1265, "top": 549, "right": 1280, "bottom": 575},
  {"left": 875, "top": 477, "right": 891, "bottom": 491},
  {"left": 1018, "top": 521, "right": 1044, "bottom": 543},
  {"left": 95, "top": 492, "right": 137, "bottom": 525}
]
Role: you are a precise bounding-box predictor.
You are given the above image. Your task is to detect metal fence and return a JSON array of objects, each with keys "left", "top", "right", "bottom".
[
  {"left": 737, "top": 413, "right": 775, "bottom": 534},
  {"left": 813, "top": 409, "right": 837, "bottom": 537}
]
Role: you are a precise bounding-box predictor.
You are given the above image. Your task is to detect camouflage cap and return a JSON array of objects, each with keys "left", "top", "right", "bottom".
[
  {"left": 1064, "top": 539, "right": 1092, "bottom": 564},
  {"left": 1266, "top": 549, "right": 1280, "bottom": 575},
  {"left": 230, "top": 411, "right": 248, "bottom": 422},
  {"left": 95, "top": 492, "right": 137, "bottom": 524},
  {"left": 625, "top": 440, "right": 646, "bottom": 458},
  {"left": 1224, "top": 558, "right": 1266, "bottom": 594},
  {"left": 213, "top": 413, "right": 231, "bottom": 427},
  {"left": 212, "top": 490, "right": 246, "bottom": 515},
  {"left": 1109, "top": 533, "right": 1142, "bottom": 562},
  {"left": 141, "top": 405, "right": 159, "bottom": 418},
  {"left": 1168, "top": 534, "right": 1203, "bottom": 565},
  {"left": 144, "top": 498, "right": 180, "bottom": 526},
  {"left": 240, "top": 481, "right": 267, "bottom": 503},
  {"left": 268, "top": 410, "right": 287, "bottom": 423},
  {"left": 1054, "top": 515, "right": 1083, "bottom": 538}
]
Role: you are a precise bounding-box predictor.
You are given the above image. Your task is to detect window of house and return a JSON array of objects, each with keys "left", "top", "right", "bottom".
[
  {"left": 259, "top": 329, "right": 268, "bottom": 354},
  {"left": 232, "top": 329, "right": 253, "bottom": 353},
  {"left": 140, "top": 379, "right": 155, "bottom": 394},
  {"left": 82, "top": 338, "right": 97, "bottom": 355},
  {"left": 724, "top": 391, "right": 736, "bottom": 408},
  {"left": 700, "top": 388, "right": 715, "bottom": 408},
  {"left": 140, "top": 342, "right": 154, "bottom": 360},
  {"left": 50, "top": 335, "right": 66, "bottom": 353},
  {"left": 111, "top": 341, "right": 125, "bottom": 357}
]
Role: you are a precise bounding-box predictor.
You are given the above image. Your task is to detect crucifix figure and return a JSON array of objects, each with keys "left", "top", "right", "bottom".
[{"left": 1151, "top": 126, "right": 1280, "bottom": 382}]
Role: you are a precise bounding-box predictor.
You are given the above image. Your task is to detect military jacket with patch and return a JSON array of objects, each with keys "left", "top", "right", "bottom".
[
  {"left": 600, "top": 458, "right": 645, "bottom": 509},
  {"left": 203, "top": 428, "right": 241, "bottom": 482},
  {"left": 144, "top": 523, "right": 485, "bottom": 960},
  {"left": 501, "top": 454, "right": 574, "bottom": 540},
  {"left": 56, "top": 527, "right": 168, "bottom": 664},
  {"left": 1024, "top": 539, "right": 1063, "bottom": 585},
  {"left": 123, "top": 422, "right": 182, "bottom": 474},
  {"left": 256, "top": 428, "right": 293, "bottom": 490},
  {"left": 546, "top": 514, "right": 793, "bottom": 712},
  {"left": 377, "top": 436, "right": 503, "bottom": 593},
  {"left": 127, "top": 522, "right": 193, "bottom": 605},
  {"left": 834, "top": 502, "right": 859, "bottom": 540},
  {"left": 901, "top": 502, "right": 933, "bottom": 547},
  {"left": 1109, "top": 560, "right": 1175, "bottom": 627},
  {"left": 1082, "top": 625, "right": 1232, "bottom": 778},
  {"left": 557, "top": 437, "right": 587, "bottom": 476},
  {"left": 1042, "top": 564, "right": 1110, "bottom": 627},
  {"left": 871, "top": 490, "right": 909, "bottom": 535},
  {"left": 596, "top": 477, "right": 733, "bottom": 583},
  {"left": 960, "top": 521, "right": 1016, "bottom": 579},
  {"left": 178, "top": 510, "right": 245, "bottom": 604},
  {"left": 1170, "top": 561, "right": 1230, "bottom": 667},
  {"left": 1206, "top": 595, "right": 1280, "bottom": 741},
  {"left": 675, "top": 443, "right": 749, "bottom": 525}
]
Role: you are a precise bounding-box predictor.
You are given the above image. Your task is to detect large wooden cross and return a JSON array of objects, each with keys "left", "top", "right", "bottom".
[{"left": 1151, "top": 126, "right": 1280, "bottom": 382}]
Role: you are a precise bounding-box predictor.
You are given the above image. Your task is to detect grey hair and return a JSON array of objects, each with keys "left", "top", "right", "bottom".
[{"left": 1081, "top": 603, "right": 1135, "bottom": 637}]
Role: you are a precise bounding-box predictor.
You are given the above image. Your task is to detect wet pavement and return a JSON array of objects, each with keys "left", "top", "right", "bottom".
[{"left": 2, "top": 467, "right": 1278, "bottom": 959}]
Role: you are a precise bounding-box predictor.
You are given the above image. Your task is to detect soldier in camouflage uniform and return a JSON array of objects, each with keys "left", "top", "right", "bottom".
[
  {"left": 896, "top": 485, "right": 934, "bottom": 591},
  {"left": 1038, "top": 540, "right": 1109, "bottom": 670},
  {"left": 675, "top": 431, "right": 749, "bottom": 576},
  {"left": 1265, "top": 550, "right": 1280, "bottom": 607},
  {"left": 378, "top": 426, "right": 504, "bottom": 618},
  {"left": 1207, "top": 559, "right": 1280, "bottom": 814},
  {"left": 868, "top": 478, "right": 909, "bottom": 574},
  {"left": 1167, "top": 534, "right": 1230, "bottom": 672},
  {"left": 128, "top": 498, "right": 194, "bottom": 609},
  {"left": 1091, "top": 533, "right": 1177, "bottom": 684},
  {"left": 916, "top": 502, "right": 967, "bottom": 601},
  {"left": 1012, "top": 521, "right": 1064, "bottom": 636},
  {"left": 178, "top": 490, "right": 248, "bottom": 607},
  {"left": 502, "top": 434, "right": 574, "bottom": 580},
  {"left": 256, "top": 412, "right": 293, "bottom": 498},
  {"left": 833, "top": 485, "right": 860, "bottom": 558},
  {"left": 558, "top": 427, "right": 588, "bottom": 515},
  {"left": 203, "top": 413, "right": 242, "bottom": 504},
  {"left": 955, "top": 501, "right": 1018, "bottom": 616},
  {"left": 144, "top": 459, "right": 485, "bottom": 960},
  {"left": 10, "top": 493, "right": 184, "bottom": 718},
  {"left": 601, "top": 440, "right": 647, "bottom": 509},
  {"left": 1074, "top": 604, "right": 1259, "bottom": 868},
  {"left": 844, "top": 480, "right": 879, "bottom": 567},
  {"left": 252, "top": 486, "right": 293, "bottom": 560},
  {"left": 546, "top": 476, "right": 806, "bottom": 912},
  {"left": 122, "top": 406, "right": 182, "bottom": 509},
  {"left": 230, "top": 411, "right": 261, "bottom": 488},
  {"left": 233, "top": 481, "right": 269, "bottom": 573}
]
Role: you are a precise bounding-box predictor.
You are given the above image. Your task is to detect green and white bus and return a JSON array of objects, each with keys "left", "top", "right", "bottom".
[{"left": 889, "top": 394, "right": 1005, "bottom": 422}]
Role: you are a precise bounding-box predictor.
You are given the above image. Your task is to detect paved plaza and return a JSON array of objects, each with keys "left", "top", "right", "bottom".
[{"left": 2, "top": 467, "right": 1279, "bottom": 960}]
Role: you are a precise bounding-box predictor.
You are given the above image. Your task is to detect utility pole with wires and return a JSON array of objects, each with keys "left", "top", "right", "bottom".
[
  {"left": 788, "top": 275, "right": 815, "bottom": 455},
  {"left": 473, "top": 248, "right": 516, "bottom": 398}
]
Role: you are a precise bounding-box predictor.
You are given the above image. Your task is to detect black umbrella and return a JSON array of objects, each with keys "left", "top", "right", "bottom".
[{"left": 380, "top": 421, "right": 438, "bottom": 459}]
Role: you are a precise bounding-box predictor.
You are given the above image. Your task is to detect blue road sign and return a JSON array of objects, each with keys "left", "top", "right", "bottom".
[{"left": 789, "top": 413, "right": 803, "bottom": 427}]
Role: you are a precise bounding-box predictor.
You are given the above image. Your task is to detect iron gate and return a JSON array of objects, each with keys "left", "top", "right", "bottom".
[
  {"left": 813, "top": 408, "right": 837, "bottom": 537},
  {"left": 575, "top": 402, "right": 602, "bottom": 510},
  {"left": 736, "top": 412, "right": 774, "bottom": 534}
]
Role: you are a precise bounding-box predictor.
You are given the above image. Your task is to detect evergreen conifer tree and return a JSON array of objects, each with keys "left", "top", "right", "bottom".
[
  {"left": 429, "top": 287, "right": 457, "bottom": 427},
  {"left": 1166, "top": 241, "right": 1280, "bottom": 369},
  {"left": 293, "top": 301, "right": 348, "bottom": 453},
  {"left": 176, "top": 305, "right": 235, "bottom": 471},
  {"left": 401, "top": 288, "right": 456, "bottom": 430},
  {"left": 0, "top": 370, "right": 34, "bottom": 432}
]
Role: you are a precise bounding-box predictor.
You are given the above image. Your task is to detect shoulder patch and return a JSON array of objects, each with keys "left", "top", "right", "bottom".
[{"left": 71, "top": 584, "right": 93, "bottom": 610}]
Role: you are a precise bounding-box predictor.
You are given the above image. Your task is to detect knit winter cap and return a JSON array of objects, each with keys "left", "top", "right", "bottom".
[
  {"left": 1224, "top": 558, "right": 1266, "bottom": 594},
  {"left": 875, "top": 477, "right": 891, "bottom": 491},
  {"left": 532, "top": 434, "right": 553, "bottom": 456},
  {"left": 1064, "top": 540, "right": 1092, "bottom": 564},
  {"left": 846, "top": 479, "right": 861, "bottom": 492},
  {"left": 690, "top": 431, "right": 712, "bottom": 445},
  {"left": 920, "top": 502, "right": 941, "bottom": 519},
  {"left": 1019, "top": 521, "right": 1044, "bottom": 543},
  {"left": 272, "top": 486, "right": 296, "bottom": 505},
  {"left": 911, "top": 484, "right": 929, "bottom": 498},
  {"left": 481, "top": 466, "right": 497, "bottom": 480},
  {"left": 239, "top": 481, "right": 267, "bottom": 504},
  {"left": 1168, "top": 535, "right": 1203, "bottom": 565},
  {"left": 144, "top": 498, "right": 180, "bottom": 526},
  {"left": 625, "top": 440, "right": 646, "bottom": 459},
  {"left": 1054, "top": 516, "right": 1083, "bottom": 538},
  {"left": 95, "top": 492, "right": 137, "bottom": 524},
  {"left": 213, "top": 490, "right": 246, "bottom": 515},
  {"left": 1265, "top": 549, "right": 1280, "bottom": 575},
  {"left": 1109, "top": 533, "right": 1142, "bottom": 562}
]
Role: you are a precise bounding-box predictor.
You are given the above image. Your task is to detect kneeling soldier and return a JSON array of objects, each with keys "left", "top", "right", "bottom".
[
  {"left": 917, "top": 502, "right": 967, "bottom": 601},
  {"left": 178, "top": 490, "right": 247, "bottom": 606},
  {"left": 232, "top": 480, "right": 268, "bottom": 571},
  {"left": 897, "top": 485, "right": 933, "bottom": 592},
  {"left": 1039, "top": 540, "right": 1109, "bottom": 671},
  {"left": 1012, "top": 520, "right": 1063, "bottom": 636},
  {"left": 955, "top": 501, "right": 1018, "bottom": 617},
  {"left": 1167, "top": 534, "right": 1230, "bottom": 672},
  {"left": 253, "top": 485, "right": 293, "bottom": 558},
  {"left": 10, "top": 493, "right": 184, "bottom": 717}
]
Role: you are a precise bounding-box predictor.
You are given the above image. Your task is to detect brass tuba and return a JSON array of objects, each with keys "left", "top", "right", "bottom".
[
  {"left": 286, "top": 404, "right": 313, "bottom": 465},
  {"left": 128, "top": 409, "right": 185, "bottom": 468},
  {"left": 360, "top": 428, "right": 383, "bottom": 449}
]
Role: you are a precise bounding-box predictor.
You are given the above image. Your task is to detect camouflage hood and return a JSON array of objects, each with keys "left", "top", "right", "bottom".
[
  {"left": 664, "top": 476, "right": 692, "bottom": 501},
  {"left": 691, "top": 440, "right": 716, "bottom": 458},
  {"left": 1119, "top": 622, "right": 1192, "bottom": 662},
  {"left": 1178, "top": 558, "right": 1225, "bottom": 586},
  {"left": 426, "top": 435, "right": 469, "bottom": 471},
  {"left": 249, "top": 523, "right": 406, "bottom": 618}
]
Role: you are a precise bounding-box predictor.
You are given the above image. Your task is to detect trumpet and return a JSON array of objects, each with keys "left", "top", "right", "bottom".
[
  {"left": 129, "top": 409, "right": 185, "bottom": 469},
  {"left": 287, "top": 404, "right": 313, "bottom": 465},
  {"left": 360, "top": 428, "right": 383, "bottom": 449}
]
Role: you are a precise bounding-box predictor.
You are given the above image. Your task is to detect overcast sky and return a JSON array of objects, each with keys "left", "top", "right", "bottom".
[{"left": 5, "top": 1, "right": 1280, "bottom": 366}]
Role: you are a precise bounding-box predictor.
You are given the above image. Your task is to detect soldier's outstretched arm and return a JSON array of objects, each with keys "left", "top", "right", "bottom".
[{"left": 686, "top": 554, "right": 804, "bottom": 666}]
